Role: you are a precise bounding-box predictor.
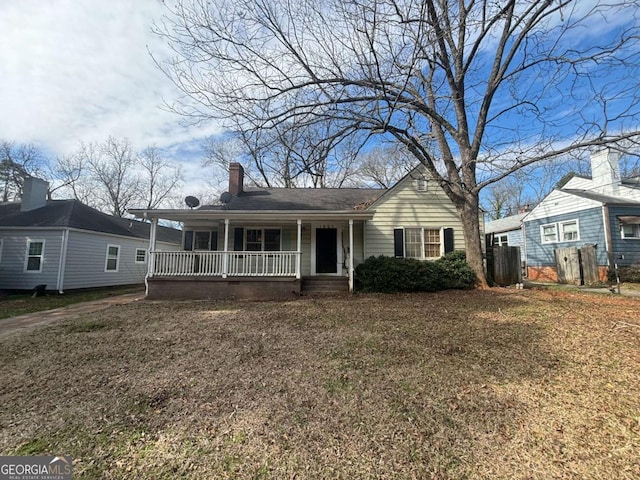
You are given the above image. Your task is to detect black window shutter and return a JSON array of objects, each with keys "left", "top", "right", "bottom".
[
  {"left": 183, "top": 230, "right": 193, "bottom": 251},
  {"left": 393, "top": 228, "right": 404, "bottom": 257},
  {"left": 444, "top": 228, "right": 454, "bottom": 253},
  {"left": 210, "top": 231, "right": 218, "bottom": 251},
  {"left": 233, "top": 228, "right": 244, "bottom": 251}
]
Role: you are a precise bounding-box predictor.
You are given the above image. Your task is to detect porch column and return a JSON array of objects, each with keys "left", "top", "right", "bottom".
[
  {"left": 296, "top": 219, "right": 302, "bottom": 279},
  {"left": 348, "top": 219, "right": 354, "bottom": 292},
  {"left": 223, "top": 218, "right": 230, "bottom": 278},
  {"left": 148, "top": 218, "right": 158, "bottom": 278}
]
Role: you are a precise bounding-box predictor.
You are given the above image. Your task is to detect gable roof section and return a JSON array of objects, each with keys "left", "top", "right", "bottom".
[
  {"left": 0, "top": 200, "right": 181, "bottom": 244},
  {"left": 561, "top": 189, "right": 640, "bottom": 205},
  {"left": 199, "top": 187, "right": 384, "bottom": 211}
]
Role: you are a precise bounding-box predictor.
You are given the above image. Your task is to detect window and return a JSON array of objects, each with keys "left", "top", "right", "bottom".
[
  {"left": 541, "top": 223, "right": 558, "bottom": 244},
  {"left": 560, "top": 220, "right": 579, "bottom": 242},
  {"left": 423, "top": 228, "right": 441, "bottom": 258},
  {"left": 245, "top": 228, "right": 281, "bottom": 251},
  {"left": 105, "top": 244, "right": 120, "bottom": 272},
  {"left": 184, "top": 230, "right": 218, "bottom": 251},
  {"left": 25, "top": 240, "right": 44, "bottom": 272},
  {"left": 135, "top": 248, "right": 147, "bottom": 263},
  {"left": 621, "top": 223, "right": 640, "bottom": 239},
  {"left": 194, "top": 231, "right": 213, "bottom": 250},
  {"left": 496, "top": 234, "right": 508, "bottom": 246},
  {"left": 404, "top": 228, "right": 422, "bottom": 258},
  {"left": 401, "top": 227, "right": 442, "bottom": 259}
]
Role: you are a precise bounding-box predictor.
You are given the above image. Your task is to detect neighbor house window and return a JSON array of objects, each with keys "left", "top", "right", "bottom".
[
  {"left": 245, "top": 228, "right": 281, "bottom": 251},
  {"left": 560, "top": 220, "right": 579, "bottom": 242},
  {"left": 496, "top": 234, "right": 508, "bottom": 246},
  {"left": 25, "top": 240, "right": 45, "bottom": 272},
  {"left": 135, "top": 248, "right": 147, "bottom": 263},
  {"left": 621, "top": 223, "right": 640, "bottom": 239},
  {"left": 541, "top": 223, "right": 558, "bottom": 244},
  {"left": 105, "top": 244, "right": 120, "bottom": 272}
]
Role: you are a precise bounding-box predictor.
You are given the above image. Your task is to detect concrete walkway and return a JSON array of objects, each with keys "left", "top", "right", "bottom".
[{"left": 0, "top": 292, "right": 144, "bottom": 339}]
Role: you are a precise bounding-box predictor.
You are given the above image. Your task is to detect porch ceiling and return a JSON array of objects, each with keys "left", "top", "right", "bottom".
[{"left": 128, "top": 209, "right": 376, "bottom": 223}]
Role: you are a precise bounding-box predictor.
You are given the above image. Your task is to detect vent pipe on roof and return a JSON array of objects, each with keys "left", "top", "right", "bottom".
[{"left": 20, "top": 177, "right": 49, "bottom": 211}]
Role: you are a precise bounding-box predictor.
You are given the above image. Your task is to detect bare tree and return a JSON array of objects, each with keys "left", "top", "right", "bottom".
[
  {"left": 0, "top": 141, "right": 47, "bottom": 201},
  {"left": 156, "top": 0, "right": 640, "bottom": 286},
  {"left": 139, "top": 146, "right": 183, "bottom": 209},
  {"left": 358, "top": 144, "right": 415, "bottom": 188}
]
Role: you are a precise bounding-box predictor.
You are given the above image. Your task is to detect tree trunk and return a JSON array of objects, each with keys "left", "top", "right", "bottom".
[{"left": 456, "top": 193, "right": 489, "bottom": 289}]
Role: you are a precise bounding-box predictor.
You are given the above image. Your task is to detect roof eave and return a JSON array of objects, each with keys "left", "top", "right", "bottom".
[{"left": 128, "top": 209, "right": 377, "bottom": 222}]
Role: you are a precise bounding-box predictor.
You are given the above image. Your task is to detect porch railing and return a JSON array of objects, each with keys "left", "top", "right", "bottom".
[{"left": 151, "top": 251, "right": 300, "bottom": 277}]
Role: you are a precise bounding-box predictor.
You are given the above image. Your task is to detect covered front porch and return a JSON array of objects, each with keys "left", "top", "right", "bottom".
[{"left": 135, "top": 209, "right": 374, "bottom": 300}]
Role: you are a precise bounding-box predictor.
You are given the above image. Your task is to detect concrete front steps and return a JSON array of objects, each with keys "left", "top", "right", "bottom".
[{"left": 301, "top": 276, "right": 349, "bottom": 295}]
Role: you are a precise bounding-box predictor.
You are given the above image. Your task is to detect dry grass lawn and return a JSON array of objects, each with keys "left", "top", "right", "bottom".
[{"left": 1, "top": 288, "right": 639, "bottom": 479}]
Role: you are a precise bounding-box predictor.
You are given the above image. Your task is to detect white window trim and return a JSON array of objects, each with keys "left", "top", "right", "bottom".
[
  {"left": 621, "top": 222, "right": 640, "bottom": 239},
  {"left": 497, "top": 234, "right": 509, "bottom": 246},
  {"left": 135, "top": 248, "right": 147, "bottom": 264},
  {"left": 402, "top": 226, "right": 444, "bottom": 260},
  {"left": 244, "top": 227, "right": 282, "bottom": 251},
  {"left": 540, "top": 223, "right": 558, "bottom": 244},
  {"left": 559, "top": 219, "right": 580, "bottom": 242},
  {"left": 105, "top": 244, "right": 120, "bottom": 272},
  {"left": 24, "top": 239, "right": 45, "bottom": 273}
]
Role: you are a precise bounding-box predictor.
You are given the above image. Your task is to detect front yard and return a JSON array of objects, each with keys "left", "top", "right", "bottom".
[{"left": 1, "top": 289, "right": 638, "bottom": 479}]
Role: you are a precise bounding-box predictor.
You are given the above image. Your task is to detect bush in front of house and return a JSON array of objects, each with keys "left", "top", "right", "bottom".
[
  {"left": 355, "top": 252, "right": 476, "bottom": 293},
  {"left": 609, "top": 265, "right": 640, "bottom": 283}
]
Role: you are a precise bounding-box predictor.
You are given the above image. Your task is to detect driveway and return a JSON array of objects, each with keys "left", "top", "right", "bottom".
[{"left": 0, "top": 292, "right": 144, "bottom": 339}]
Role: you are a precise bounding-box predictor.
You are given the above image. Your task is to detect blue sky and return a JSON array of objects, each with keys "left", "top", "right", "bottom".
[{"left": 0, "top": 0, "right": 222, "bottom": 191}]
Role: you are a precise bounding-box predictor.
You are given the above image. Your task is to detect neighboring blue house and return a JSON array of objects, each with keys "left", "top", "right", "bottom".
[
  {"left": 485, "top": 211, "right": 528, "bottom": 261},
  {"left": 523, "top": 148, "right": 640, "bottom": 282}
]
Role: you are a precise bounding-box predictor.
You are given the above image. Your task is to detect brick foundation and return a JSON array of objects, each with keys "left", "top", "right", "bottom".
[{"left": 147, "top": 277, "right": 301, "bottom": 300}]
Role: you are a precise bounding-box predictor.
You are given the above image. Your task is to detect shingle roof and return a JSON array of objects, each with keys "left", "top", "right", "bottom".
[
  {"left": 485, "top": 212, "right": 527, "bottom": 234},
  {"left": 561, "top": 189, "right": 640, "bottom": 205},
  {"left": 199, "top": 187, "right": 385, "bottom": 211},
  {"left": 0, "top": 200, "right": 181, "bottom": 244}
]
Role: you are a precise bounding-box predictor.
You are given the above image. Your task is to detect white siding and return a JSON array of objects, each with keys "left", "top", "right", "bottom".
[
  {"left": 0, "top": 229, "right": 63, "bottom": 290},
  {"left": 365, "top": 168, "right": 465, "bottom": 257},
  {"left": 525, "top": 189, "right": 601, "bottom": 222}
]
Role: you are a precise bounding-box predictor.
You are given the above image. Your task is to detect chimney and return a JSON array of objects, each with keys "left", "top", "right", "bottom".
[
  {"left": 20, "top": 177, "right": 49, "bottom": 211},
  {"left": 229, "top": 162, "right": 244, "bottom": 196},
  {"left": 590, "top": 148, "right": 621, "bottom": 196},
  {"left": 518, "top": 204, "right": 531, "bottom": 214}
]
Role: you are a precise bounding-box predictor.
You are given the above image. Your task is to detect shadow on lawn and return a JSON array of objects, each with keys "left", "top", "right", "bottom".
[{"left": 0, "top": 290, "right": 569, "bottom": 478}]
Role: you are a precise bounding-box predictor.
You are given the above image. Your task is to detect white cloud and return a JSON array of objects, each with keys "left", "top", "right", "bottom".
[{"left": 0, "top": 0, "right": 222, "bottom": 159}]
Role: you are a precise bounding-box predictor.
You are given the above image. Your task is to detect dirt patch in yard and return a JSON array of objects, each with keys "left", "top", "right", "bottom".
[{"left": 1, "top": 289, "right": 639, "bottom": 479}]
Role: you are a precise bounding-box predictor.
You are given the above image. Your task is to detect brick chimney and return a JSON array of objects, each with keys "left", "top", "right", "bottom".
[
  {"left": 20, "top": 177, "right": 49, "bottom": 211},
  {"left": 229, "top": 163, "right": 244, "bottom": 196}
]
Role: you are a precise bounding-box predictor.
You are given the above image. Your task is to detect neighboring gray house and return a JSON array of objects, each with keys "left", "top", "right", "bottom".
[
  {"left": 0, "top": 178, "right": 181, "bottom": 293},
  {"left": 129, "top": 162, "right": 481, "bottom": 300},
  {"left": 523, "top": 148, "right": 640, "bottom": 282},
  {"left": 485, "top": 211, "right": 528, "bottom": 261}
]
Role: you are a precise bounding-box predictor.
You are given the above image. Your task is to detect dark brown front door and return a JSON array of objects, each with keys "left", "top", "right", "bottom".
[{"left": 316, "top": 228, "right": 337, "bottom": 274}]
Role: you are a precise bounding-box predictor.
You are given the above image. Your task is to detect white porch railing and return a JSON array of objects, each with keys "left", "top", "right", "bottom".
[{"left": 151, "top": 251, "right": 300, "bottom": 277}]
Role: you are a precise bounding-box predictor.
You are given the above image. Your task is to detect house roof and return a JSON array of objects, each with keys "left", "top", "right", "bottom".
[
  {"left": 0, "top": 200, "right": 181, "bottom": 244},
  {"left": 199, "top": 187, "right": 384, "bottom": 211},
  {"left": 561, "top": 189, "right": 640, "bottom": 205},
  {"left": 485, "top": 212, "right": 527, "bottom": 234}
]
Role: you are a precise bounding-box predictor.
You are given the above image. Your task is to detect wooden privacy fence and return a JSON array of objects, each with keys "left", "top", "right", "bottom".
[
  {"left": 554, "top": 244, "right": 599, "bottom": 286},
  {"left": 487, "top": 246, "right": 522, "bottom": 286}
]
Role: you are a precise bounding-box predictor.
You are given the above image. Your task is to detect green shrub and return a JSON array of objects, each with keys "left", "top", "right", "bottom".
[
  {"left": 609, "top": 265, "right": 640, "bottom": 283},
  {"left": 355, "top": 252, "right": 476, "bottom": 293}
]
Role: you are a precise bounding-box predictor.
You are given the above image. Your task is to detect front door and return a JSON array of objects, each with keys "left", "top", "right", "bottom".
[{"left": 316, "top": 228, "right": 338, "bottom": 274}]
